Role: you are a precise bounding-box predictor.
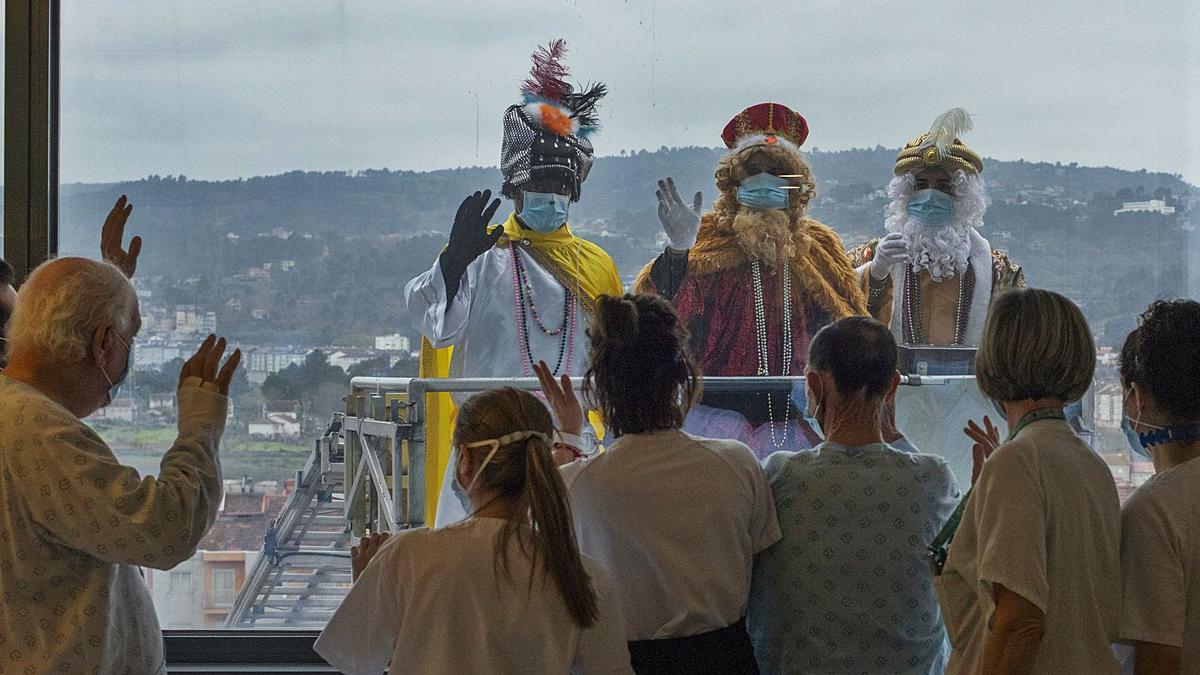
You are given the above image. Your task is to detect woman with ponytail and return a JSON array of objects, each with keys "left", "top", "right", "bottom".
[
  {"left": 315, "top": 388, "right": 631, "bottom": 674},
  {"left": 537, "top": 293, "right": 781, "bottom": 674}
]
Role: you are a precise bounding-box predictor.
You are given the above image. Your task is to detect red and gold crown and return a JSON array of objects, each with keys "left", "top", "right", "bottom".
[{"left": 721, "top": 102, "right": 809, "bottom": 155}]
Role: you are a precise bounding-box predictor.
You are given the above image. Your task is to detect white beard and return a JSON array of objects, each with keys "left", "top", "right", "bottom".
[{"left": 884, "top": 171, "right": 988, "bottom": 281}]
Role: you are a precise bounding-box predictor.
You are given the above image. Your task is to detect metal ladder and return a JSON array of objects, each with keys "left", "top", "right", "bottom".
[{"left": 225, "top": 416, "right": 352, "bottom": 627}]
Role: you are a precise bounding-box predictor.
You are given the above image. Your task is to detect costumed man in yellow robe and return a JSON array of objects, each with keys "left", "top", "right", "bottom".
[
  {"left": 635, "top": 102, "right": 867, "bottom": 456},
  {"left": 403, "top": 40, "right": 621, "bottom": 526},
  {"left": 851, "top": 108, "right": 1025, "bottom": 346}
]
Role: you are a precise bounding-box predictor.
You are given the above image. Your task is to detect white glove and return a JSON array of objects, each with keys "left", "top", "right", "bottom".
[
  {"left": 870, "top": 232, "right": 910, "bottom": 280},
  {"left": 656, "top": 177, "right": 702, "bottom": 252}
]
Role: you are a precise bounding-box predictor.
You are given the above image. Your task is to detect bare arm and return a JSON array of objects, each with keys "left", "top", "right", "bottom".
[
  {"left": 1133, "top": 641, "right": 1180, "bottom": 675},
  {"left": 981, "top": 584, "right": 1046, "bottom": 673}
]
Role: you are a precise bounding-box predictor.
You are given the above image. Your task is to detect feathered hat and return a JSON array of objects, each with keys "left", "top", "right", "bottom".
[
  {"left": 500, "top": 40, "right": 607, "bottom": 202},
  {"left": 894, "top": 108, "right": 983, "bottom": 175}
]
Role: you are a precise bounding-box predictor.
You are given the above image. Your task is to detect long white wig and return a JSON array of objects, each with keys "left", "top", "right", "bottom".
[{"left": 884, "top": 170, "right": 988, "bottom": 281}]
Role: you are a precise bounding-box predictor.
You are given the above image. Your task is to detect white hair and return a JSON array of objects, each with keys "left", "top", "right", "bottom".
[
  {"left": 884, "top": 170, "right": 988, "bottom": 281},
  {"left": 7, "top": 257, "right": 138, "bottom": 363}
]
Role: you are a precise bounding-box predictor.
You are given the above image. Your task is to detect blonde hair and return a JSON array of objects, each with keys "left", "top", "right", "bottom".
[
  {"left": 976, "top": 288, "right": 1094, "bottom": 404},
  {"left": 7, "top": 257, "right": 138, "bottom": 363},
  {"left": 452, "top": 388, "right": 599, "bottom": 628}
]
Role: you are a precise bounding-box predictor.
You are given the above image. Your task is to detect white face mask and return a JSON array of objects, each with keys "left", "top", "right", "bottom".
[{"left": 450, "top": 430, "right": 551, "bottom": 512}]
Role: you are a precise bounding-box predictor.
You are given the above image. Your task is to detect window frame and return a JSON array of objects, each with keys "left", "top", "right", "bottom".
[{"left": 3, "top": 1, "right": 327, "bottom": 668}]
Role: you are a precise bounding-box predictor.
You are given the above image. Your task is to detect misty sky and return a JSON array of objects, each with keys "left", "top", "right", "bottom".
[{"left": 32, "top": 0, "right": 1200, "bottom": 184}]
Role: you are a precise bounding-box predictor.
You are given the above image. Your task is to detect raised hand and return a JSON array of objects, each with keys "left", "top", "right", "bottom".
[
  {"left": 870, "top": 231, "right": 910, "bottom": 280},
  {"left": 101, "top": 195, "right": 142, "bottom": 279},
  {"left": 178, "top": 334, "right": 242, "bottom": 395},
  {"left": 964, "top": 415, "right": 1001, "bottom": 486},
  {"left": 656, "top": 177, "right": 702, "bottom": 252},
  {"left": 534, "top": 360, "right": 584, "bottom": 435},
  {"left": 443, "top": 190, "right": 503, "bottom": 276},
  {"left": 351, "top": 532, "right": 391, "bottom": 582}
]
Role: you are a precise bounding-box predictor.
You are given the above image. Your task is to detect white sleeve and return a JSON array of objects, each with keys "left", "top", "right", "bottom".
[
  {"left": 314, "top": 542, "right": 403, "bottom": 675},
  {"left": 572, "top": 563, "right": 634, "bottom": 674},
  {"left": 403, "top": 254, "right": 477, "bottom": 348}
]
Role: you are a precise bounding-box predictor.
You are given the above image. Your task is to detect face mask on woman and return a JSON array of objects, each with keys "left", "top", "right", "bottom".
[
  {"left": 1122, "top": 386, "right": 1163, "bottom": 460},
  {"left": 451, "top": 430, "right": 551, "bottom": 513},
  {"left": 520, "top": 192, "right": 570, "bottom": 233}
]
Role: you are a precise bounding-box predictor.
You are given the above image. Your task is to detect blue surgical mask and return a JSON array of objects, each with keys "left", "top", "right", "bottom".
[
  {"left": 906, "top": 189, "right": 955, "bottom": 226},
  {"left": 799, "top": 382, "right": 825, "bottom": 441},
  {"left": 1122, "top": 387, "right": 1163, "bottom": 460},
  {"left": 1121, "top": 416, "right": 1152, "bottom": 460},
  {"left": 520, "top": 191, "right": 570, "bottom": 233},
  {"left": 736, "top": 172, "right": 790, "bottom": 210},
  {"left": 102, "top": 332, "right": 134, "bottom": 403}
]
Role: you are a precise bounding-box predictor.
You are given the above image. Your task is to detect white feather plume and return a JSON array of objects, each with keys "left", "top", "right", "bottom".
[{"left": 921, "top": 108, "right": 973, "bottom": 159}]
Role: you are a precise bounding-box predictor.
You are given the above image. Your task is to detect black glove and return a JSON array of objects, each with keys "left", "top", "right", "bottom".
[{"left": 439, "top": 190, "right": 503, "bottom": 304}]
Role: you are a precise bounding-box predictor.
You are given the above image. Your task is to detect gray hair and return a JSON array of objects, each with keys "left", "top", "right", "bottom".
[{"left": 7, "top": 257, "right": 139, "bottom": 363}]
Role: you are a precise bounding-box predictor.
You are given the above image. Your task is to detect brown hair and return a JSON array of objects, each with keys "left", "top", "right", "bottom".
[
  {"left": 584, "top": 293, "right": 703, "bottom": 436},
  {"left": 975, "top": 288, "right": 1095, "bottom": 404},
  {"left": 452, "top": 387, "right": 599, "bottom": 627}
]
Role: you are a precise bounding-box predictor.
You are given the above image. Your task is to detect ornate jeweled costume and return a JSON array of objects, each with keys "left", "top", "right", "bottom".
[{"left": 852, "top": 108, "right": 1025, "bottom": 346}]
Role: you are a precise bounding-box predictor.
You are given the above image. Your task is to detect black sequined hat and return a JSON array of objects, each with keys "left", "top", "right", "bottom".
[{"left": 500, "top": 40, "right": 606, "bottom": 202}]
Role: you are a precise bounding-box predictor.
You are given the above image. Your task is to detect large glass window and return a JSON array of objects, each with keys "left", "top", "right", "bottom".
[{"left": 52, "top": 0, "right": 1198, "bottom": 635}]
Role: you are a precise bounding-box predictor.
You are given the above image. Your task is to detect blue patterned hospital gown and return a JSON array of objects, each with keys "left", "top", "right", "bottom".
[{"left": 748, "top": 441, "right": 960, "bottom": 674}]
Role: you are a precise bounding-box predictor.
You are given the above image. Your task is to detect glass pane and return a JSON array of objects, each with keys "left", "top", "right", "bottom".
[{"left": 56, "top": 0, "right": 1197, "bottom": 635}]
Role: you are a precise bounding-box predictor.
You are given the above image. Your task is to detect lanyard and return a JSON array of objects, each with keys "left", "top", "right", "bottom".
[{"left": 928, "top": 407, "right": 1066, "bottom": 572}]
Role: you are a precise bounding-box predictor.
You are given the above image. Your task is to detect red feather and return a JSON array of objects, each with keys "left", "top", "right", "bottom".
[{"left": 521, "top": 39, "right": 571, "bottom": 103}]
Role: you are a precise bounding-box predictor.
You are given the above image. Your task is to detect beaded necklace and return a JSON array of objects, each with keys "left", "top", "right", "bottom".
[
  {"left": 751, "top": 260, "right": 793, "bottom": 448},
  {"left": 903, "top": 260, "right": 975, "bottom": 345},
  {"left": 511, "top": 247, "right": 576, "bottom": 377}
]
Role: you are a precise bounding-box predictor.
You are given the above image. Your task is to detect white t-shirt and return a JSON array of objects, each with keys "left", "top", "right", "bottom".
[
  {"left": 314, "top": 518, "right": 632, "bottom": 675},
  {"left": 561, "top": 429, "right": 782, "bottom": 640},
  {"left": 935, "top": 418, "right": 1121, "bottom": 674},
  {"left": 1119, "top": 454, "right": 1200, "bottom": 671}
]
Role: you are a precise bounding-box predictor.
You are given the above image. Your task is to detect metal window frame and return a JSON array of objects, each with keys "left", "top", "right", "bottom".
[{"left": 4, "top": 1, "right": 327, "bottom": 668}]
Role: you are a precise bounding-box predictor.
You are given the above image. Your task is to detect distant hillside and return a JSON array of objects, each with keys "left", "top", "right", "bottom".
[{"left": 57, "top": 146, "right": 1198, "bottom": 346}]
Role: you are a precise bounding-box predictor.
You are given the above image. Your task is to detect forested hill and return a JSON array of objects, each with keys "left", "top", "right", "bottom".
[{"left": 57, "top": 146, "right": 1198, "bottom": 346}]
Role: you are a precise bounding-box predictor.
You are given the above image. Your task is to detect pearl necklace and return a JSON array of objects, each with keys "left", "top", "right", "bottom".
[
  {"left": 752, "top": 260, "right": 792, "bottom": 448},
  {"left": 511, "top": 247, "right": 576, "bottom": 376}
]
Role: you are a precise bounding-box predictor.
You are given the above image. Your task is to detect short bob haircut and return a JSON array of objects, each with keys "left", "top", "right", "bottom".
[{"left": 975, "top": 288, "right": 1094, "bottom": 404}]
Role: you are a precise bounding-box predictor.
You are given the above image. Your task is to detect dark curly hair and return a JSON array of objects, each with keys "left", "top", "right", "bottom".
[
  {"left": 1119, "top": 299, "right": 1200, "bottom": 423},
  {"left": 584, "top": 293, "right": 702, "bottom": 436}
]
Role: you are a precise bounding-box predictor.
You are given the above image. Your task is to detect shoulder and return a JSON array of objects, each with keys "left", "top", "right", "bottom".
[
  {"left": 848, "top": 238, "right": 881, "bottom": 267},
  {"left": 0, "top": 377, "right": 96, "bottom": 443},
  {"left": 1123, "top": 464, "right": 1198, "bottom": 521},
  {"left": 990, "top": 248, "right": 1025, "bottom": 289},
  {"left": 802, "top": 216, "right": 850, "bottom": 253},
  {"left": 686, "top": 432, "right": 759, "bottom": 466}
]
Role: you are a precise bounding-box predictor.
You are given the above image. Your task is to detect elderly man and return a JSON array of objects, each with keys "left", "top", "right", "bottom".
[
  {"left": 747, "top": 316, "right": 960, "bottom": 673},
  {"left": 0, "top": 233, "right": 239, "bottom": 670}
]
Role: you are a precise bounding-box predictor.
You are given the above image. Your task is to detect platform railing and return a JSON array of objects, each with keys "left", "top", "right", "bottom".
[{"left": 341, "top": 374, "right": 976, "bottom": 535}]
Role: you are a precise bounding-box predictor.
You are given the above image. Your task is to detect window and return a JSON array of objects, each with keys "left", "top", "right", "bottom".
[
  {"left": 169, "top": 570, "right": 193, "bottom": 594},
  {"left": 1, "top": 0, "right": 1189, "bottom": 649},
  {"left": 211, "top": 568, "right": 237, "bottom": 608}
]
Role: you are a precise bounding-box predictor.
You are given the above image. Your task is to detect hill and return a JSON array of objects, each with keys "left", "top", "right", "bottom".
[{"left": 57, "top": 146, "right": 1198, "bottom": 346}]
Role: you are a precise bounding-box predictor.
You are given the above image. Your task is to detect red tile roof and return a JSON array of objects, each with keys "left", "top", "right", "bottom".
[{"left": 199, "top": 493, "right": 289, "bottom": 552}]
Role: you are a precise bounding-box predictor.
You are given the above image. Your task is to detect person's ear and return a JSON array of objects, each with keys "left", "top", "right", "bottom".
[
  {"left": 455, "top": 447, "right": 476, "bottom": 487},
  {"left": 886, "top": 370, "right": 901, "bottom": 404},
  {"left": 91, "top": 324, "right": 112, "bottom": 366}
]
